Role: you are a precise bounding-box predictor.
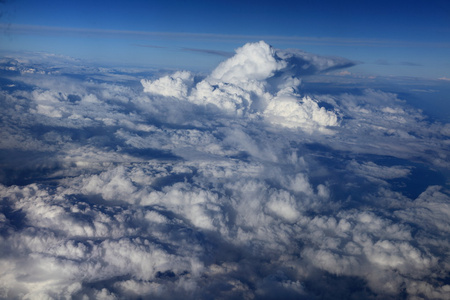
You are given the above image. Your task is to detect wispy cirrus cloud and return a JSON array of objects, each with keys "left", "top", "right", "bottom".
[
  {"left": 133, "top": 44, "right": 167, "bottom": 49},
  {"left": 2, "top": 23, "right": 450, "bottom": 48},
  {"left": 374, "top": 59, "right": 422, "bottom": 67},
  {"left": 181, "top": 47, "right": 233, "bottom": 57},
  {"left": 400, "top": 61, "right": 422, "bottom": 67}
]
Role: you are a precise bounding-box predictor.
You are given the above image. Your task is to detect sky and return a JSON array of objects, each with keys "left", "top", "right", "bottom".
[{"left": 1, "top": 0, "right": 450, "bottom": 77}]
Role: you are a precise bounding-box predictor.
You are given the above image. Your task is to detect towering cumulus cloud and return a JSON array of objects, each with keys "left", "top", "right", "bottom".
[
  {"left": 142, "top": 41, "right": 348, "bottom": 130},
  {"left": 1, "top": 42, "right": 450, "bottom": 299}
]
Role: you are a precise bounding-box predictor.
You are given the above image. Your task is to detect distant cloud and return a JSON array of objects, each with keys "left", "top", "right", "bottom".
[
  {"left": 182, "top": 47, "right": 233, "bottom": 57},
  {"left": 335, "top": 70, "right": 352, "bottom": 76},
  {"left": 400, "top": 61, "right": 422, "bottom": 66},
  {"left": 438, "top": 77, "right": 450, "bottom": 81},
  {"left": 374, "top": 59, "right": 392, "bottom": 65},
  {"left": 142, "top": 70, "right": 193, "bottom": 98},
  {"left": 374, "top": 60, "right": 422, "bottom": 67},
  {"left": 133, "top": 44, "right": 167, "bottom": 49},
  {"left": 410, "top": 89, "right": 437, "bottom": 93}
]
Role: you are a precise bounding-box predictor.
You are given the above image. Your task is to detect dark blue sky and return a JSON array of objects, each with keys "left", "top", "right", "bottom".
[{"left": 1, "top": 0, "right": 450, "bottom": 77}]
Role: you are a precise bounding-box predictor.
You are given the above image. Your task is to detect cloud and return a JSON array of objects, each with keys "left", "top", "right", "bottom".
[
  {"left": 374, "top": 60, "right": 422, "bottom": 67},
  {"left": 348, "top": 160, "right": 411, "bottom": 184},
  {"left": 334, "top": 70, "right": 351, "bottom": 76},
  {"left": 0, "top": 42, "right": 450, "bottom": 299},
  {"left": 141, "top": 71, "right": 194, "bottom": 98},
  {"left": 142, "top": 41, "right": 350, "bottom": 131},
  {"left": 182, "top": 47, "right": 233, "bottom": 58},
  {"left": 209, "top": 41, "right": 288, "bottom": 84},
  {"left": 275, "top": 47, "right": 356, "bottom": 76},
  {"left": 400, "top": 61, "right": 422, "bottom": 67},
  {"left": 264, "top": 93, "right": 339, "bottom": 133},
  {"left": 4, "top": 23, "right": 450, "bottom": 49},
  {"left": 374, "top": 59, "right": 392, "bottom": 65},
  {"left": 133, "top": 44, "right": 167, "bottom": 49}
]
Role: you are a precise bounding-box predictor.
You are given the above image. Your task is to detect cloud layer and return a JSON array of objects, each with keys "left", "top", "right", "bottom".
[{"left": 1, "top": 42, "right": 450, "bottom": 299}]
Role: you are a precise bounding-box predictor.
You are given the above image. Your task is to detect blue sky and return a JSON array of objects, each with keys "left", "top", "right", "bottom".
[{"left": 1, "top": 0, "right": 450, "bottom": 78}]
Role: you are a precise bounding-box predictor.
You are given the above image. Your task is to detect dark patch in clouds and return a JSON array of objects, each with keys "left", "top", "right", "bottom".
[{"left": 0, "top": 41, "right": 449, "bottom": 299}]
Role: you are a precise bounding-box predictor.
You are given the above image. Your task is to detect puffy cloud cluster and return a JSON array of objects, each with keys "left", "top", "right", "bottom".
[
  {"left": 264, "top": 93, "right": 339, "bottom": 132},
  {"left": 141, "top": 71, "right": 194, "bottom": 98},
  {"left": 0, "top": 42, "right": 450, "bottom": 299},
  {"left": 209, "top": 41, "right": 287, "bottom": 84},
  {"left": 140, "top": 41, "right": 349, "bottom": 129}
]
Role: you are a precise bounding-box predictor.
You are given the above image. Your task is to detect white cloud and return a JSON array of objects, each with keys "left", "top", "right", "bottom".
[
  {"left": 141, "top": 71, "right": 194, "bottom": 98},
  {"left": 264, "top": 93, "right": 339, "bottom": 133},
  {"left": 188, "top": 80, "right": 256, "bottom": 115},
  {"left": 209, "top": 41, "right": 286, "bottom": 84},
  {"left": 395, "top": 186, "right": 450, "bottom": 233},
  {"left": 348, "top": 160, "right": 411, "bottom": 184},
  {"left": 142, "top": 41, "right": 346, "bottom": 132},
  {"left": 1, "top": 43, "right": 450, "bottom": 299}
]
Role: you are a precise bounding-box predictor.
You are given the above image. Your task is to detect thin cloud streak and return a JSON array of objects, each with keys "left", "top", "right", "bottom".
[
  {"left": 374, "top": 60, "right": 422, "bottom": 67},
  {"left": 400, "top": 61, "right": 422, "bottom": 67},
  {"left": 181, "top": 47, "right": 233, "bottom": 57},
  {"left": 133, "top": 44, "right": 167, "bottom": 49},
  {"left": 2, "top": 23, "right": 450, "bottom": 48}
]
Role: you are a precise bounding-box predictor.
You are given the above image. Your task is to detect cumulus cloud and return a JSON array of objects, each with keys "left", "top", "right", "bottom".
[
  {"left": 141, "top": 71, "right": 194, "bottom": 98},
  {"left": 141, "top": 41, "right": 351, "bottom": 131},
  {"left": 209, "top": 41, "right": 287, "bottom": 84},
  {"left": 264, "top": 92, "right": 339, "bottom": 132},
  {"left": 0, "top": 42, "right": 450, "bottom": 299}
]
